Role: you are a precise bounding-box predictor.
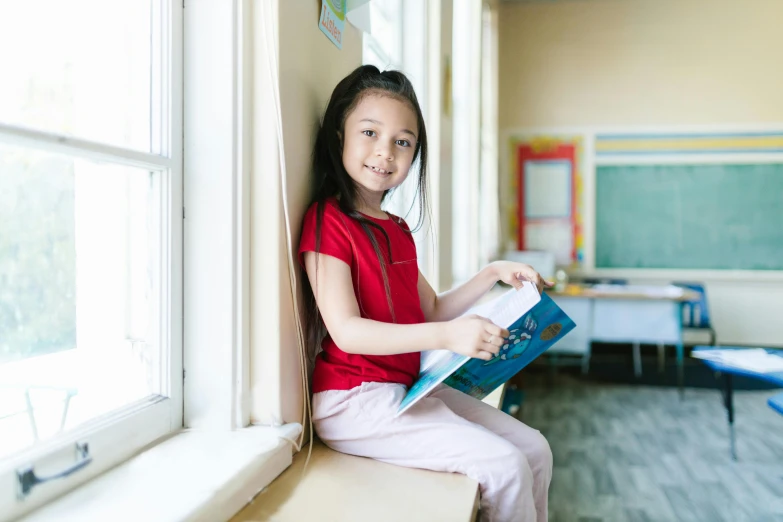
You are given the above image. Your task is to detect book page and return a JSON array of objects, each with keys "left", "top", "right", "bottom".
[{"left": 467, "top": 284, "right": 541, "bottom": 329}]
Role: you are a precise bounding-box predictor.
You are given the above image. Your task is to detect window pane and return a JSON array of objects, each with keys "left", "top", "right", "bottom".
[
  {"left": 0, "top": 143, "right": 162, "bottom": 459},
  {"left": 0, "top": 0, "right": 152, "bottom": 151}
]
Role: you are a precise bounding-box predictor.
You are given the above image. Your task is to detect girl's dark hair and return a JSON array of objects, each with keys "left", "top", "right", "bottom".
[{"left": 303, "top": 64, "right": 429, "bottom": 364}]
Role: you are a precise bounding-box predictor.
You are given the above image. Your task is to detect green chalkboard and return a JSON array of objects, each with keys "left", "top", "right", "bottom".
[{"left": 595, "top": 163, "right": 783, "bottom": 270}]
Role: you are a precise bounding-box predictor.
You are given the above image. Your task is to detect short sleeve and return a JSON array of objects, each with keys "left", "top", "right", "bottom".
[{"left": 298, "top": 201, "right": 353, "bottom": 267}]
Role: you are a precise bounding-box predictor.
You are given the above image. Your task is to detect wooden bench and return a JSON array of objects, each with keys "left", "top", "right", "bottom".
[{"left": 230, "top": 386, "right": 507, "bottom": 522}]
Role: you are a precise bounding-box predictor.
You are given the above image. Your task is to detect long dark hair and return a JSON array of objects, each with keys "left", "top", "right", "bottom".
[{"left": 303, "top": 65, "right": 430, "bottom": 363}]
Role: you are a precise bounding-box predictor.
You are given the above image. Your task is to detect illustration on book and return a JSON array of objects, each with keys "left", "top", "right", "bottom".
[{"left": 397, "top": 283, "right": 575, "bottom": 416}]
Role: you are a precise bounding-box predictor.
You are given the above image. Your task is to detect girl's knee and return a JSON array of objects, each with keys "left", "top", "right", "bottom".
[
  {"left": 497, "top": 446, "right": 533, "bottom": 484},
  {"left": 529, "top": 431, "right": 553, "bottom": 478}
]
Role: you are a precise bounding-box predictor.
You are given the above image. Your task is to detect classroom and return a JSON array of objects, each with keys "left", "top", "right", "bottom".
[{"left": 1, "top": 0, "right": 781, "bottom": 521}]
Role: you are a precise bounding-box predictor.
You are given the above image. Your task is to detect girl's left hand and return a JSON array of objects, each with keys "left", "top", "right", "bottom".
[{"left": 490, "top": 261, "right": 554, "bottom": 294}]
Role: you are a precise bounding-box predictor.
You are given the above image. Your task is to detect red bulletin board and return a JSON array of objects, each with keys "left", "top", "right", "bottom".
[{"left": 510, "top": 136, "right": 584, "bottom": 266}]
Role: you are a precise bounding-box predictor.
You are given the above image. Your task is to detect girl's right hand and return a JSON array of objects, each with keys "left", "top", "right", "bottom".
[{"left": 442, "top": 315, "right": 510, "bottom": 361}]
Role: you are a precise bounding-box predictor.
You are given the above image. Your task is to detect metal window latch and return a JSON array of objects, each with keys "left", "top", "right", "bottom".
[{"left": 16, "top": 442, "right": 92, "bottom": 500}]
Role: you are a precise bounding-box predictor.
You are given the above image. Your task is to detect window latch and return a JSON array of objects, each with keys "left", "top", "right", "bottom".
[{"left": 16, "top": 442, "right": 92, "bottom": 500}]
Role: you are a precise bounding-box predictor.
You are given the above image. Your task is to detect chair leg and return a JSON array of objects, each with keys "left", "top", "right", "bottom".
[
  {"left": 633, "top": 342, "right": 642, "bottom": 378},
  {"left": 581, "top": 351, "right": 591, "bottom": 375},
  {"left": 676, "top": 343, "right": 685, "bottom": 400}
]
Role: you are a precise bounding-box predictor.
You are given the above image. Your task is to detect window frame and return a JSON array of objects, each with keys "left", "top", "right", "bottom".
[{"left": 0, "top": 1, "right": 183, "bottom": 518}]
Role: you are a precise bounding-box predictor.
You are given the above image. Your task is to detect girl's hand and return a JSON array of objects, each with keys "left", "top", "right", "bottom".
[
  {"left": 490, "top": 261, "right": 554, "bottom": 294},
  {"left": 441, "top": 315, "right": 510, "bottom": 361}
]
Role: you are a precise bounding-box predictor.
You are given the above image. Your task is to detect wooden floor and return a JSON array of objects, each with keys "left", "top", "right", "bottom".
[{"left": 518, "top": 375, "right": 783, "bottom": 522}]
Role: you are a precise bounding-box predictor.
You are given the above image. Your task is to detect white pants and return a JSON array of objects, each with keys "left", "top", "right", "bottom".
[{"left": 312, "top": 382, "right": 553, "bottom": 522}]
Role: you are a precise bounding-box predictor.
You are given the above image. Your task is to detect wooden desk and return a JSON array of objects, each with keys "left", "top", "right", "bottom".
[{"left": 545, "top": 285, "right": 700, "bottom": 397}]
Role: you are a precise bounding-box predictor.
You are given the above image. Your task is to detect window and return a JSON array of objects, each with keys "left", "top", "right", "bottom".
[
  {"left": 362, "top": 0, "right": 435, "bottom": 280},
  {"left": 0, "top": 1, "right": 182, "bottom": 516}
]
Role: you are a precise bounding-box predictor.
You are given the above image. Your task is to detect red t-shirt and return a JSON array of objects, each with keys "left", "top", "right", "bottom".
[{"left": 298, "top": 198, "right": 423, "bottom": 393}]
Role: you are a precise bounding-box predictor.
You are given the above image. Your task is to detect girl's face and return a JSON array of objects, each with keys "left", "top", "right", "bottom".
[{"left": 341, "top": 94, "right": 419, "bottom": 208}]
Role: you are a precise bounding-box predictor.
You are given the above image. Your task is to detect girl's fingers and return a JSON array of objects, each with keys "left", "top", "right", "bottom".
[
  {"left": 482, "top": 341, "right": 501, "bottom": 354},
  {"left": 489, "top": 335, "right": 504, "bottom": 347},
  {"left": 476, "top": 350, "right": 493, "bottom": 361},
  {"left": 485, "top": 324, "right": 509, "bottom": 338}
]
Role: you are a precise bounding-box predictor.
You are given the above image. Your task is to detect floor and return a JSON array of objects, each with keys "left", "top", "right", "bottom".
[{"left": 518, "top": 374, "right": 783, "bottom": 522}]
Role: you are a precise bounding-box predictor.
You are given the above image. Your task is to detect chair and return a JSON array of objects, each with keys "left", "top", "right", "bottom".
[
  {"left": 769, "top": 392, "right": 783, "bottom": 417},
  {"left": 673, "top": 282, "right": 716, "bottom": 346}
]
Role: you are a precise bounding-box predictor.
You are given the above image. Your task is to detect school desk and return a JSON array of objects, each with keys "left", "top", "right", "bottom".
[
  {"left": 546, "top": 284, "right": 701, "bottom": 398},
  {"left": 692, "top": 346, "right": 783, "bottom": 460}
]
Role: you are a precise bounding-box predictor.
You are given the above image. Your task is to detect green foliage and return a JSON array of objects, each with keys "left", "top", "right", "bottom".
[{"left": 0, "top": 151, "right": 76, "bottom": 364}]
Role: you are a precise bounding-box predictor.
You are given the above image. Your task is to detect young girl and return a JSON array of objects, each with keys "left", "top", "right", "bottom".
[{"left": 299, "top": 65, "right": 553, "bottom": 522}]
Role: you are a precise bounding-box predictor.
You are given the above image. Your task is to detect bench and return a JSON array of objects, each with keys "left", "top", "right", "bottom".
[{"left": 230, "top": 386, "right": 507, "bottom": 522}]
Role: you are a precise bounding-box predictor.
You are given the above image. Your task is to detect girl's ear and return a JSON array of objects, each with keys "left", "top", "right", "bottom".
[{"left": 337, "top": 130, "right": 343, "bottom": 143}]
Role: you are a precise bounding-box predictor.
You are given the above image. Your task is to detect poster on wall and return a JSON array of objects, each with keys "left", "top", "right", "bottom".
[
  {"left": 507, "top": 135, "right": 584, "bottom": 267},
  {"left": 319, "top": 0, "right": 346, "bottom": 49}
]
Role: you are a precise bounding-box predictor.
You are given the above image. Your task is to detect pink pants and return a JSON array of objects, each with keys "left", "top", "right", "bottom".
[{"left": 312, "top": 382, "right": 553, "bottom": 522}]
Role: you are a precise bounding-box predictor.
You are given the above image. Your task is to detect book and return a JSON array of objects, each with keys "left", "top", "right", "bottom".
[{"left": 396, "top": 282, "right": 576, "bottom": 416}]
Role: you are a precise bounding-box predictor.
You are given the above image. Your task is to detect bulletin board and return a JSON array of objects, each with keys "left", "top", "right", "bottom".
[{"left": 507, "top": 136, "right": 584, "bottom": 266}]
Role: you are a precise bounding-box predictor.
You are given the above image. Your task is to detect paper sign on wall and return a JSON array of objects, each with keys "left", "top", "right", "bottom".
[{"left": 319, "top": 0, "right": 345, "bottom": 49}]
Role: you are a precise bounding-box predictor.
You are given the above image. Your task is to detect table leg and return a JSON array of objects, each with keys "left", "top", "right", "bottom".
[
  {"left": 632, "top": 342, "right": 642, "bottom": 377},
  {"left": 676, "top": 343, "right": 684, "bottom": 401},
  {"left": 721, "top": 372, "right": 737, "bottom": 461}
]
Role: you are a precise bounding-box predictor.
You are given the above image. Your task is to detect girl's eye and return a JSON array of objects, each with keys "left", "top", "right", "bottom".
[
  {"left": 362, "top": 130, "right": 376, "bottom": 137},
  {"left": 396, "top": 140, "right": 411, "bottom": 147}
]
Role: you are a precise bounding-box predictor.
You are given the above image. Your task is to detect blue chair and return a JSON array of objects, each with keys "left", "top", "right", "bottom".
[
  {"left": 769, "top": 392, "right": 783, "bottom": 417},
  {"left": 673, "top": 282, "right": 716, "bottom": 345}
]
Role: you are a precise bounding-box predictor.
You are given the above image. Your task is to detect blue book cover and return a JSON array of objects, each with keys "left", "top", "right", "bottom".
[{"left": 397, "top": 284, "right": 576, "bottom": 416}]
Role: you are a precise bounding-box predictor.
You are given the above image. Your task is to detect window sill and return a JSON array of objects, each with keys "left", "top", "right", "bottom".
[{"left": 18, "top": 423, "right": 302, "bottom": 522}]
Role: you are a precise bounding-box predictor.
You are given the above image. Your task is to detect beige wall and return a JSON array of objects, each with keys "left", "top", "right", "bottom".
[
  {"left": 251, "top": 0, "right": 363, "bottom": 425},
  {"left": 498, "top": 0, "right": 783, "bottom": 346},
  {"left": 499, "top": 0, "right": 783, "bottom": 128}
]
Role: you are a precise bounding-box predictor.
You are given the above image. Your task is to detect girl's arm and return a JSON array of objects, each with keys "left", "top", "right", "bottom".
[
  {"left": 303, "top": 251, "right": 508, "bottom": 359},
  {"left": 417, "top": 261, "right": 554, "bottom": 323}
]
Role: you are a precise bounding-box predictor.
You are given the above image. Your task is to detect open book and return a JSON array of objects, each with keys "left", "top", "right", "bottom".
[{"left": 397, "top": 283, "right": 576, "bottom": 416}]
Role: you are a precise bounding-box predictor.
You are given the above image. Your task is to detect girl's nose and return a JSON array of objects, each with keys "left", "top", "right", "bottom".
[{"left": 375, "top": 143, "right": 393, "bottom": 161}]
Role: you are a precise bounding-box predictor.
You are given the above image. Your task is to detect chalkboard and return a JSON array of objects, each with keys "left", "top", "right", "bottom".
[{"left": 595, "top": 163, "right": 783, "bottom": 270}]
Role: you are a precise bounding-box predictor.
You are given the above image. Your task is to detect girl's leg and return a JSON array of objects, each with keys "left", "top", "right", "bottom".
[
  {"left": 430, "top": 385, "right": 553, "bottom": 522},
  {"left": 313, "top": 382, "right": 537, "bottom": 522}
]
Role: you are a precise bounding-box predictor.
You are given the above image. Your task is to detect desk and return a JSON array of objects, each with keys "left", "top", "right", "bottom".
[
  {"left": 547, "top": 284, "right": 700, "bottom": 398},
  {"left": 692, "top": 346, "right": 783, "bottom": 460}
]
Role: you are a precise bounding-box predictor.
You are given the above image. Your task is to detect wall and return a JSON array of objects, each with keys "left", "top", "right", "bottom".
[
  {"left": 251, "top": 0, "right": 363, "bottom": 425},
  {"left": 499, "top": 0, "right": 783, "bottom": 128},
  {"left": 498, "top": 0, "right": 783, "bottom": 346}
]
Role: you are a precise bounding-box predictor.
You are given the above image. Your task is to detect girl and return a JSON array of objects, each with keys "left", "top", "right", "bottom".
[{"left": 299, "top": 65, "right": 553, "bottom": 522}]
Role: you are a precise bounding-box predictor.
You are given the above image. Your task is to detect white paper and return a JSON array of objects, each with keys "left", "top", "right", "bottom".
[
  {"left": 524, "top": 222, "right": 573, "bottom": 266},
  {"left": 692, "top": 349, "right": 783, "bottom": 373},
  {"left": 590, "top": 284, "right": 685, "bottom": 299},
  {"left": 524, "top": 161, "right": 571, "bottom": 218}
]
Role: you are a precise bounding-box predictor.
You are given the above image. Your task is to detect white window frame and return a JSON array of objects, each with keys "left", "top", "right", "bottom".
[
  {"left": 0, "top": 1, "right": 183, "bottom": 519},
  {"left": 361, "top": 0, "right": 438, "bottom": 282},
  {"left": 451, "top": 0, "right": 483, "bottom": 284}
]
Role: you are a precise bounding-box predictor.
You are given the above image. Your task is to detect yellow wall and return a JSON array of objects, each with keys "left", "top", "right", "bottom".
[
  {"left": 251, "top": 0, "right": 363, "bottom": 425},
  {"left": 499, "top": 0, "right": 783, "bottom": 128}
]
